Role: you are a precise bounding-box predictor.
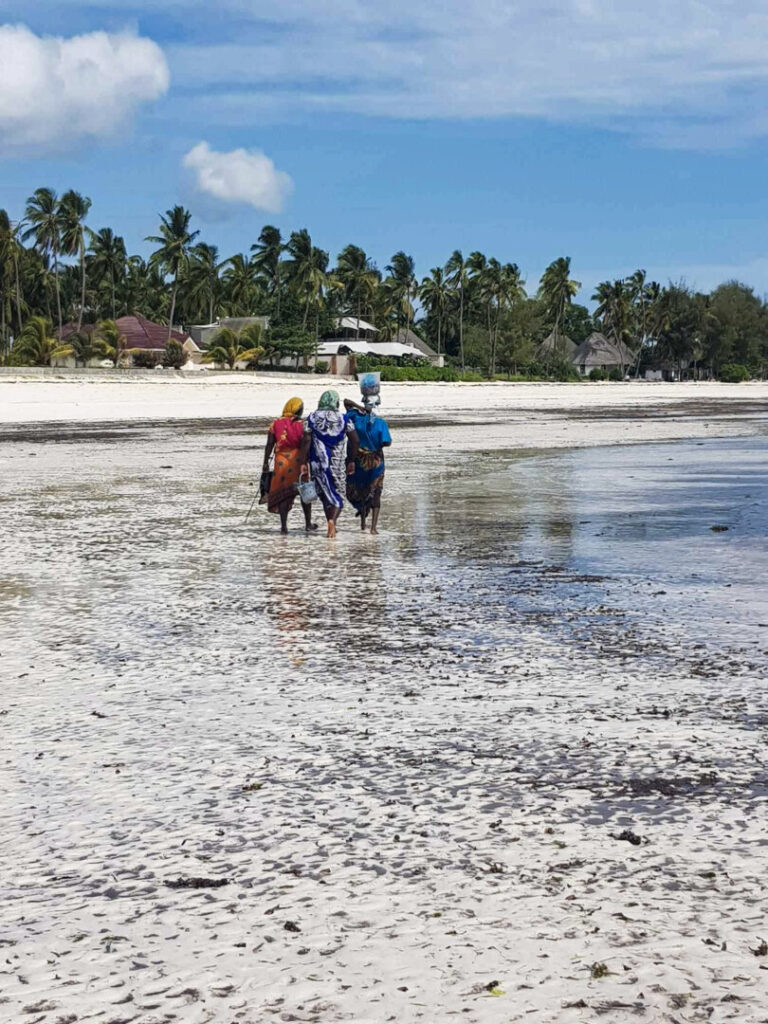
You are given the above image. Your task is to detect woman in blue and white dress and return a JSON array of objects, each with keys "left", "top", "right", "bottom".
[{"left": 307, "top": 390, "right": 358, "bottom": 538}]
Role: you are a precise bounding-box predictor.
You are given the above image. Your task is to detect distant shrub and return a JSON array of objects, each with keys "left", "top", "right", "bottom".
[
  {"left": 608, "top": 367, "right": 623, "bottom": 381},
  {"left": 132, "top": 351, "right": 162, "bottom": 369},
  {"left": 314, "top": 360, "right": 329, "bottom": 374},
  {"left": 589, "top": 368, "right": 606, "bottom": 381},
  {"left": 163, "top": 339, "right": 185, "bottom": 369},
  {"left": 719, "top": 363, "right": 750, "bottom": 383},
  {"left": 376, "top": 365, "right": 484, "bottom": 382}
]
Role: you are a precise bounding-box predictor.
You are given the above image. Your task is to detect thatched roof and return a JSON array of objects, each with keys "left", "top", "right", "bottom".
[
  {"left": 391, "top": 327, "right": 437, "bottom": 359},
  {"left": 572, "top": 332, "right": 633, "bottom": 368},
  {"left": 537, "top": 330, "right": 576, "bottom": 359}
]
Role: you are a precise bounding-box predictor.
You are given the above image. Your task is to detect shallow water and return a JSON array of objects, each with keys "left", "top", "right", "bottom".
[{"left": 1, "top": 426, "right": 767, "bottom": 1022}]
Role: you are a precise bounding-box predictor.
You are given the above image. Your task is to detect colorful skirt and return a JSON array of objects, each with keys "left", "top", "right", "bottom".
[
  {"left": 261, "top": 447, "right": 302, "bottom": 514},
  {"left": 346, "top": 448, "right": 385, "bottom": 514}
]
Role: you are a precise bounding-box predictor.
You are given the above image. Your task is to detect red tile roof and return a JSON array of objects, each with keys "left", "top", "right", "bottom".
[
  {"left": 59, "top": 322, "right": 98, "bottom": 340},
  {"left": 59, "top": 315, "right": 188, "bottom": 350},
  {"left": 116, "top": 315, "right": 188, "bottom": 350}
]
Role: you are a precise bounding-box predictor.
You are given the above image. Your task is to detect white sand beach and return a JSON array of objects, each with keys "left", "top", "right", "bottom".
[
  {"left": 1, "top": 374, "right": 768, "bottom": 429},
  {"left": 1, "top": 381, "right": 767, "bottom": 1023}
]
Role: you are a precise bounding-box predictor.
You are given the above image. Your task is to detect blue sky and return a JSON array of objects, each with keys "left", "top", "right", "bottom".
[{"left": 2, "top": 1, "right": 768, "bottom": 302}]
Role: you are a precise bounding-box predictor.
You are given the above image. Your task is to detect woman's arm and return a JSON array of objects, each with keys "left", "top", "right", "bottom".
[
  {"left": 343, "top": 398, "right": 364, "bottom": 413},
  {"left": 262, "top": 431, "right": 276, "bottom": 470},
  {"left": 346, "top": 427, "right": 359, "bottom": 473},
  {"left": 299, "top": 428, "right": 311, "bottom": 466}
]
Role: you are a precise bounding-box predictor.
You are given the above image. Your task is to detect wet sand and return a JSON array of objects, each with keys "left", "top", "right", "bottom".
[{"left": 1, "top": 403, "right": 768, "bottom": 1022}]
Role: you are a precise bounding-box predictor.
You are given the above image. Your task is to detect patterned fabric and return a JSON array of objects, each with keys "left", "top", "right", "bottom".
[
  {"left": 345, "top": 409, "right": 391, "bottom": 515},
  {"left": 263, "top": 447, "right": 303, "bottom": 513},
  {"left": 318, "top": 389, "right": 340, "bottom": 411},
  {"left": 308, "top": 409, "right": 350, "bottom": 509},
  {"left": 270, "top": 415, "right": 305, "bottom": 453},
  {"left": 261, "top": 412, "right": 307, "bottom": 513}
]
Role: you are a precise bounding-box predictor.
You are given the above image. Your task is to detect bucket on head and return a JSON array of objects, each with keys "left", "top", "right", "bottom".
[{"left": 358, "top": 371, "right": 381, "bottom": 397}]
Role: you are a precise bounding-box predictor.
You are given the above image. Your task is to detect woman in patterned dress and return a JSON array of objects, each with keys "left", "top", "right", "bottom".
[
  {"left": 307, "top": 390, "right": 359, "bottom": 539},
  {"left": 260, "top": 397, "right": 315, "bottom": 534}
]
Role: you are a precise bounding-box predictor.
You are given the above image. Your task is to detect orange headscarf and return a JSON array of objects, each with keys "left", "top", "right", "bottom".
[{"left": 281, "top": 397, "right": 304, "bottom": 418}]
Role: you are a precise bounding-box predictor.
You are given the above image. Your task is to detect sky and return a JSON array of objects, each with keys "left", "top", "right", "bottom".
[{"left": 2, "top": 0, "right": 768, "bottom": 302}]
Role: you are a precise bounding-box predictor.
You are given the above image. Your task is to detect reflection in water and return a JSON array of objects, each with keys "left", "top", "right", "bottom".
[{"left": 256, "top": 532, "right": 388, "bottom": 651}]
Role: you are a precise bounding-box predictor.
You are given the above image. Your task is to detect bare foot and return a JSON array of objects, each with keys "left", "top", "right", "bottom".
[
  {"left": 370, "top": 526, "right": 378, "bottom": 535},
  {"left": 327, "top": 521, "right": 337, "bottom": 539}
]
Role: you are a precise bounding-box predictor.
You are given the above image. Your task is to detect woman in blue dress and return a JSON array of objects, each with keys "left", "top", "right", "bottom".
[
  {"left": 308, "top": 390, "right": 359, "bottom": 539},
  {"left": 344, "top": 379, "right": 392, "bottom": 534}
]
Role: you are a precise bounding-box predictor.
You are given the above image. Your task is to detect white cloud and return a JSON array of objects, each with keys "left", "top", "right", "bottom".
[
  {"left": 182, "top": 141, "right": 293, "bottom": 213},
  {"left": 0, "top": 24, "right": 169, "bottom": 154},
  {"left": 156, "top": 0, "right": 768, "bottom": 146},
  {"left": 7, "top": 2, "right": 768, "bottom": 147}
]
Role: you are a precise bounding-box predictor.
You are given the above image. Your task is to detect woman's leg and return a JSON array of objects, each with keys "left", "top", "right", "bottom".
[
  {"left": 369, "top": 479, "right": 383, "bottom": 534},
  {"left": 302, "top": 501, "right": 316, "bottom": 531},
  {"left": 326, "top": 503, "right": 341, "bottom": 538},
  {"left": 278, "top": 499, "right": 291, "bottom": 533}
]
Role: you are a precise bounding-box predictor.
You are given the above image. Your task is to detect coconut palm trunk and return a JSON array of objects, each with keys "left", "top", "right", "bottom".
[
  {"left": 77, "top": 240, "right": 87, "bottom": 332},
  {"left": 52, "top": 246, "right": 63, "bottom": 338},
  {"left": 168, "top": 275, "right": 178, "bottom": 342},
  {"left": 13, "top": 249, "right": 22, "bottom": 335},
  {"left": 459, "top": 283, "right": 465, "bottom": 371}
]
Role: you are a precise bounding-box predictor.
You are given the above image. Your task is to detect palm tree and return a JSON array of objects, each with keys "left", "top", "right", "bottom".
[
  {"left": 222, "top": 253, "right": 259, "bottom": 316},
  {"left": 202, "top": 325, "right": 265, "bottom": 369},
  {"left": 58, "top": 190, "right": 92, "bottom": 332},
  {"left": 626, "top": 270, "right": 662, "bottom": 376},
  {"left": 445, "top": 249, "right": 470, "bottom": 370},
  {"left": 469, "top": 252, "right": 495, "bottom": 372},
  {"left": 251, "top": 225, "right": 285, "bottom": 317},
  {"left": 485, "top": 260, "right": 526, "bottom": 376},
  {"left": 187, "top": 243, "right": 224, "bottom": 323},
  {"left": 146, "top": 206, "right": 199, "bottom": 340},
  {"left": 593, "top": 278, "right": 634, "bottom": 372},
  {"left": 284, "top": 230, "right": 329, "bottom": 329},
  {"left": 335, "top": 245, "right": 380, "bottom": 336},
  {"left": 53, "top": 329, "right": 98, "bottom": 367},
  {"left": 419, "top": 267, "right": 449, "bottom": 356},
  {"left": 88, "top": 228, "right": 127, "bottom": 320},
  {"left": 93, "top": 319, "right": 129, "bottom": 367},
  {"left": 539, "top": 257, "right": 581, "bottom": 361},
  {"left": 123, "top": 256, "right": 167, "bottom": 322},
  {"left": 24, "top": 188, "right": 64, "bottom": 337},
  {"left": 385, "top": 251, "right": 417, "bottom": 340},
  {"left": 0, "top": 210, "right": 24, "bottom": 341},
  {"left": 11, "top": 316, "right": 63, "bottom": 366}
]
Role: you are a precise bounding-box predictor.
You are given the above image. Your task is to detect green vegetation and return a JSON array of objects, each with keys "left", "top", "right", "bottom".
[
  {"left": 719, "top": 363, "right": 750, "bottom": 382},
  {"left": 202, "top": 324, "right": 265, "bottom": 370},
  {"left": 1, "top": 189, "right": 767, "bottom": 378}
]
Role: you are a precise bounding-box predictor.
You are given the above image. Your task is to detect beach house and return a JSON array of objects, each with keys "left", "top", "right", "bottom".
[
  {"left": 571, "top": 332, "right": 634, "bottom": 376},
  {"left": 57, "top": 314, "right": 189, "bottom": 368},
  {"left": 317, "top": 319, "right": 442, "bottom": 374},
  {"left": 537, "top": 330, "right": 577, "bottom": 362},
  {"left": 184, "top": 316, "right": 270, "bottom": 367}
]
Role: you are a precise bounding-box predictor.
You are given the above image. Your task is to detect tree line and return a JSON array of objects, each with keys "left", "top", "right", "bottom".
[{"left": 1, "top": 189, "right": 767, "bottom": 378}]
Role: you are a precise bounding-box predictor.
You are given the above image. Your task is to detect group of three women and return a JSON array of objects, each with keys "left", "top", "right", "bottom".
[{"left": 260, "top": 387, "right": 392, "bottom": 538}]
